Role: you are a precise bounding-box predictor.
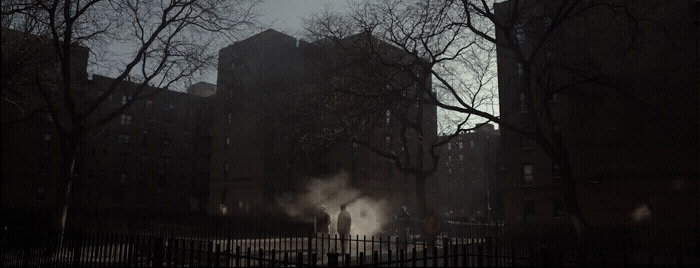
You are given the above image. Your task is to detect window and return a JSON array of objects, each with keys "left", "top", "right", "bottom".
[
  {"left": 552, "top": 162, "right": 562, "bottom": 180},
  {"left": 519, "top": 93, "right": 527, "bottom": 113},
  {"left": 554, "top": 200, "right": 565, "bottom": 217},
  {"left": 514, "top": 24, "right": 525, "bottom": 44},
  {"left": 224, "top": 162, "right": 229, "bottom": 177},
  {"left": 385, "top": 110, "right": 391, "bottom": 125},
  {"left": 543, "top": 17, "right": 552, "bottom": 30},
  {"left": 385, "top": 136, "right": 391, "bottom": 148},
  {"left": 352, "top": 142, "right": 358, "bottom": 148},
  {"left": 141, "top": 154, "right": 147, "bottom": 163},
  {"left": 159, "top": 157, "right": 170, "bottom": 168},
  {"left": 458, "top": 142, "right": 463, "bottom": 149},
  {"left": 36, "top": 186, "right": 46, "bottom": 201},
  {"left": 523, "top": 163, "right": 534, "bottom": 183},
  {"left": 122, "top": 95, "right": 128, "bottom": 105},
  {"left": 470, "top": 140, "right": 475, "bottom": 148},
  {"left": 522, "top": 136, "right": 533, "bottom": 150},
  {"left": 161, "top": 138, "right": 170, "bottom": 145},
  {"left": 169, "top": 104, "right": 175, "bottom": 110},
  {"left": 120, "top": 114, "right": 132, "bottom": 125},
  {"left": 459, "top": 154, "right": 464, "bottom": 161},
  {"left": 227, "top": 113, "right": 232, "bottom": 124},
  {"left": 119, "top": 172, "right": 127, "bottom": 184},
  {"left": 448, "top": 168, "right": 452, "bottom": 174},
  {"left": 44, "top": 133, "right": 52, "bottom": 141},
  {"left": 183, "top": 142, "right": 189, "bottom": 148},
  {"left": 46, "top": 113, "right": 53, "bottom": 122},
  {"left": 145, "top": 100, "right": 153, "bottom": 108},
  {"left": 447, "top": 143, "right": 452, "bottom": 150},
  {"left": 118, "top": 134, "right": 130, "bottom": 143},
  {"left": 517, "top": 64, "right": 524, "bottom": 78},
  {"left": 549, "top": 93, "right": 559, "bottom": 103},
  {"left": 448, "top": 155, "right": 452, "bottom": 161},
  {"left": 524, "top": 201, "right": 536, "bottom": 224}
]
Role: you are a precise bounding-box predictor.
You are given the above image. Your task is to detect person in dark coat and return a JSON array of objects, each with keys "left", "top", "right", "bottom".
[
  {"left": 337, "top": 204, "right": 352, "bottom": 254},
  {"left": 316, "top": 205, "right": 331, "bottom": 235}
]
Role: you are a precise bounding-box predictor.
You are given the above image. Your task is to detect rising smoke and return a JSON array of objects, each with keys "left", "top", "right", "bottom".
[{"left": 275, "top": 170, "right": 390, "bottom": 236}]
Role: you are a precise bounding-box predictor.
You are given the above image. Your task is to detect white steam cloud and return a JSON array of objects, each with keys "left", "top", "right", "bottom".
[{"left": 275, "top": 170, "right": 390, "bottom": 236}]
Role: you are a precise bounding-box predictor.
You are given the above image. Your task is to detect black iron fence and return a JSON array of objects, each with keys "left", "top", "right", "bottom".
[{"left": 2, "top": 228, "right": 699, "bottom": 267}]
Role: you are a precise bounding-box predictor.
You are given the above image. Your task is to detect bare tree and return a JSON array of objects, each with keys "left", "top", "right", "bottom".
[
  {"left": 303, "top": 0, "right": 661, "bottom": 237},
  {"left": 304, "top": 5, "right": 500, "bottom": 219},
  {"left": 1, "top": 0, "right": 261, "bottom": 233}
]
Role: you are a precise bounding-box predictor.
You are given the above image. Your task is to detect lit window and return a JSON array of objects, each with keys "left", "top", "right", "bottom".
[
  {"left": 448, "top": 155, "right": 452, "bottom": 161},
  {"left": 458, "top": 142, "right": 463, "bottom": 149},
  {"left": 385, "top": 110, "right": 391, "bottom": 125},
  {"left": 447, "top": 143, "right": 452, "bottom": 150},
  {"left": 517, "top": 64, "right": 524, "bottom": 78},
  {"left": 523, "top": 163, "right": 534, "bottom": 183},
  {"left": 470, "top": 140, "right": 475, "bottom": 148},
  {"left": 226, "top": 137, "right": 231, "bottom": 145},
  {"left": 514, "top": 24, "right": 525, "bottom": 44},
  {"left": 543, "top": 17, "right": 552, "bottom": 30},
  {"left": 120, "top": 114, "right": 132, "bottom": 125},
  {"left": 118, "top": 134, "right": 130, "bottom": 143},
  {"left": 459, "top": 155, "right": 464, "bottom": 161},
  {"left": 122, "top": 95, "right": 128, "bottom": 105},
  {"left": 227, "top": 113, "right": 232, "bottom": 124},
  {"left": 448, "top": 168, "right": 452, "bottom": 174}
]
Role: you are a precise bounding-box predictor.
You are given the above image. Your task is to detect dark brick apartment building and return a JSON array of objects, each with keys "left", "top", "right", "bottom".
[
  {"left": 1, "top": 28, "right": 215, "bottom": 230},
  {"left": 210, "top": 29, "right": 437, "bottom": 220},
  {"left": 494, "top": 0, "right": 699, "bottom": 246},
  {"left": 428, "top": 124, "right": 504, "bottom": 222}
]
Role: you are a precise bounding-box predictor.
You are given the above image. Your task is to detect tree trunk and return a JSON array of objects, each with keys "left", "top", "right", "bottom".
[{"left": 415, "top": 176, "right": 427, "bottom": 219}]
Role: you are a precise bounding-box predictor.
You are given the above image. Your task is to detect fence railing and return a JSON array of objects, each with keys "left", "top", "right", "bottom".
[{"left": 2, "top": 229, "right": 698, "bottom": 267}]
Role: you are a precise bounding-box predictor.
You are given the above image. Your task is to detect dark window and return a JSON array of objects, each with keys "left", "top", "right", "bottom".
[
  {"left": 524, "top": 201, "right": 535, "bottom": 224},
  {"left": 522, "top": 136, "right": 533, "bottom": 150},
  {"left": 552, "top": 162, "right": 561, "bottom": 181},
  {"left": 36, "top": 186, "right": 46, "bottom": 201},
  {"left": 554, "top": 200, "right": 565, "bottom": 217},
  {"left": 523, "top": 163, "right": 534, "bottom": 183},
  {"left": 118, "top": 133, "right": 130, "bottom": 144}
]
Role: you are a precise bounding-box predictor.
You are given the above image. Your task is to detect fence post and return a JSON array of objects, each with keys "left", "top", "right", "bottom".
[
  {"left": 258, "top": 248, "right": 264, "bottom": 267},
  {"left": 327, "top": 252, "right": 339, "bottom": 267},
  {"left": 400, "top": 249, "right": 405, "bottom": 267},
  {"left": 540, "top": 246, "right": 550, "bottom": 267},
  {"left": 360, "top": 252, "right": 365, "bottom": 266},
  {"left": 246, "top": 247, "right": 251, "bottom": 267},
  {"left": 477, "top": 245, "right": 484, "bottom": 267},
  {"left": 153, "top": 237, "right": 164, "bottom": 268},
  {"left": 373, "top": 251, "right": 378, "bottom": 268},
  {"left": 411, "top": 247, "right": 416, "bottom": 267},
  {"left": 345, "top": 253, "right": 350, "bottom": 266},
  {"left": 296, "top": 252, "right": 303, "bottom": 267},
  {"left": 444, "top": 243, "right": 449, "bottom": 267},
  {"left": 214, "top": 242, "right": 221, "bottom": 267},
  {"left": 433, "top": 246, "right": 438, "bottom": 267},
  {"left": 235, "top": 245, "right": 240, "bottom": 267},
  {"left": 284, "top": 251, "right": 289, "bottom": 267},
  {"left": 453, "top": 244, "right": 459, "bottom": 268},
  {"left": 271, "top": 249, "right": 276, "bottom": 267},
  {"left": 72, "top": 229, "right": 84, "bottom": 267}
]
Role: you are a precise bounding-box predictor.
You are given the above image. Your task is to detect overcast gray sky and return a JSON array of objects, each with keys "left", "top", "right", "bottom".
[{"left": 202, "top": 0, "right": 350, "bottom": 84}]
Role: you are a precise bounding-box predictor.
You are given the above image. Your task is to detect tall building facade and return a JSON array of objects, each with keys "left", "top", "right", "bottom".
[
  {"left": 210, "top": 29, "right": 437, "bottom": 219},
  {"left": 495, "top": 0, "right": 699, "bottom": 245},
  {"left": 429, "top": 124, "right": 504, "bottom": 222},
  {"left": 2, "top": 27, "right": 215, "bottom": 230}
]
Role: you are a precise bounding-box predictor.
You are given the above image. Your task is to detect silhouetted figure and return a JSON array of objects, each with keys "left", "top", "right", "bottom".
[
  {"left": 316, "top": 205, "right": 331, "bottom": 235},
  {"left": 423, "top": 209, "right": 441, "bottom": 251},
  {"left": 337, "top": 204, "right": 352, "bottom": 254},
  {"left": 398, "top": 205, "right": 412, "bottom": 239}
]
